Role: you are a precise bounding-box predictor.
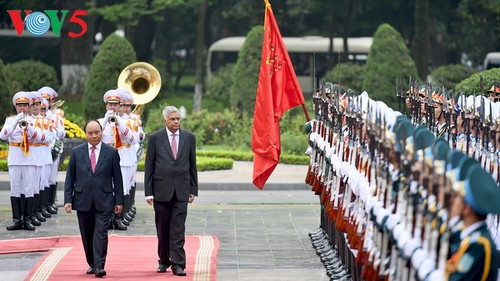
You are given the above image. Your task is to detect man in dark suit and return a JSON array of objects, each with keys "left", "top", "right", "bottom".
[
  {"left": 64, "top": 120, "right": 123, "bottom": 278},
  {"left": 145, "top": 105, "right": 198, "bottom": 276}
]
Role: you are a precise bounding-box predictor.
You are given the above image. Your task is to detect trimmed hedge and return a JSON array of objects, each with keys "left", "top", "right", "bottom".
[
  {"left": 197, "top": 150, "right": 309, "bottom": 165},
  {"left": 0, "top": 157, "right": 233, "bottom": 172}
]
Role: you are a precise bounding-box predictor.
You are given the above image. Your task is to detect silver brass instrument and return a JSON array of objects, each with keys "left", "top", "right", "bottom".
[
  {"left": 109, "top": 112, "right": 117, "bottom": 123},
  {"left": 117, "top": 62, "right": 161, "bottom": 114},
  {"left": 18, "top": 114, "right": 28, "bottom": 129}
]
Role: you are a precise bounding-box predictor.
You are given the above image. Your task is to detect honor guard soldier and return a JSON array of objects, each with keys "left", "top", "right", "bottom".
[
  {"left": 0, "top": 91, "right": 53, "bottom": 230},
  {"left": 431, "top": 87, "right": 448, "bottom": 138},
  {"left": 39, "top": 86, "right": 65, "bottom": 214},
  {"left": 444, "top": 162, "right": 500, "bottom": 280},
  {"left": 30, "top": 91, "right": 55, "bottom": 226},
  {"left": 117, "top": 88, "right": 144, "bottom": 218},
  {"left": 487, "top": 82, "right": 500, "bottom": 103},
  {"left": 98, "top": 89, "right": 139, "bottom": 230}
]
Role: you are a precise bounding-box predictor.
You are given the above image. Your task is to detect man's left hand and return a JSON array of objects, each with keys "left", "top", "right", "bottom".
[
  {"left": 115, "top": 204, "right": 123, "bottom": 214},
  {"left": 188, "top": 194, "right": 196, "bottom": 203}
]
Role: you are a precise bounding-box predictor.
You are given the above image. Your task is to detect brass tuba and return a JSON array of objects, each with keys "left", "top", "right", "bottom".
[{"left": 117, "top": 62, "right": 161, "bottom": 114}]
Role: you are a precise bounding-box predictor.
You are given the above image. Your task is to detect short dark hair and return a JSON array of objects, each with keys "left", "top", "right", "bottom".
[{"left": 83, "top": 120, "right": 102, "bottom": 132}]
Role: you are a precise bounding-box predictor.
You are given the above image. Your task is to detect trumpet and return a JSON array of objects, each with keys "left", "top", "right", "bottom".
[
  {"left": 18, "top": 114, "right": 28, "bottom": 129},
  {"left": 109, "top": 112, "right": 117, "bottom": 123}
]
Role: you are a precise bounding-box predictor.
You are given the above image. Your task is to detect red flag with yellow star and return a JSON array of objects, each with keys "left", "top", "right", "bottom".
[{"left": 251, "top": 0, "right": 305, "bottom": 189}]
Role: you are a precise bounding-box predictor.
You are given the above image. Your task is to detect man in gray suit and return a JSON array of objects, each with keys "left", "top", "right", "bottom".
[
  {"left": 64, "top": 120, "right": 123, "bottom": 278},
  {"left": 145, "top": 105, "right": 198, "bottom": 276}
]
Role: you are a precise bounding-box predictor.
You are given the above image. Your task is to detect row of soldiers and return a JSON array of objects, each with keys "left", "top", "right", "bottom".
[
  {"left": 305, "top": 80, "right": 500, "bottom": 280},
  {"left": 1, "top": 88, "right": 145, "bottom": 232},
  {"left": 1, "top": 88, "right": 65, "bottom": 231}
]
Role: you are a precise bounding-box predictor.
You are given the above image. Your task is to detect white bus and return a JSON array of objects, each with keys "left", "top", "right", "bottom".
[
  {"left": 206, "top": 36, "right": 373, "bottom": 94},
  {"left": 484, "top": 52, "right": 500, "bottom": 70}
]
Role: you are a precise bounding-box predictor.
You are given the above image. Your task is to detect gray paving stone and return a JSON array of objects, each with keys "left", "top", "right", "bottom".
[{"left": 0, "top": 162, "right": 333, "bottom": 281}]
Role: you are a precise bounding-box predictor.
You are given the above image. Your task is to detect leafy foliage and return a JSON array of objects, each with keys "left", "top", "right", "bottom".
[
  {"left": 0, "top": 59, "right": 13, "bottom": 120},
  {"left": 454, "top": 0, "right": 500, "bottom": 64},
  {"left": 4, "top": 60, "right": 59, "bottom": 94},
  {"left": 94, "top": 0, "right": 186, "bottom": 26},
  {"left": 324, "top": 63, "right": 365, "bottom": 93},
  {"left": 182, "top": 109, "right": 253, "bottom": 150},
  {"left": 230, "top": 25, "right": 263, "bottom": 114},
  {"left": 430, "top": 64, "right": 478, "bottom": 90},
  {"left": 181, "top": 107, "right": 308, "bottom": 155},
  {"left": 143, "top": 101, "right": 168, "bottom": 135},
  {"left": 455, "top": 68, "right": 500, "bottom": 95},
  {"left": 205, "top": 63, "right": 234, "bottom": 107},
  {"left": 362, "top": 24, "right": 418, "bottom": 109},
  {"left": 83, "top": 34, "right": 136, "bottom": 120}
]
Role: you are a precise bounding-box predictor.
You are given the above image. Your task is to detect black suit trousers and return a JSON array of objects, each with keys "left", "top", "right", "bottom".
[
  {"left": 77, "top": 206, "right": 113, "bottom": 269},
  {"left": 153, "top": 194, "right": 188, "bottom": 269}
]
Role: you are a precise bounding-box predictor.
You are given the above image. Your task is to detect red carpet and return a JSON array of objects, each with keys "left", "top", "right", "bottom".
[{"left": 0, "top": 235, "right": 219, "bottom": 281}]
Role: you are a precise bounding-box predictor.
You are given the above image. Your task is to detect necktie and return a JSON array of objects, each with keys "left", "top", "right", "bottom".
[
  {"left": 171, "top": 134, "right": 177, "bottom": 159},
  {"left": 90, "top": 146, "right": 96, "bottom": 172}
]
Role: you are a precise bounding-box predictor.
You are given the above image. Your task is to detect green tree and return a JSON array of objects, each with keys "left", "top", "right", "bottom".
[
  {"left": 455, "top": 68, "right": 500, "bottom": 95},
  {"left": 205, "top": 63, "right": 234, "bottom": 108},
  {"left": 454, "top": 0, "right": 500, "bottom": 64},
  {"left": 362, "top": 23, "right": 418, "bottom": 109},
  {"left": 0, "top": 59, "right": 13, "bottom": 120},
  {"left": 230, "top": 25, "right": 263, "bottom": 114},
  {"left": 324, "top": 63, "right": 364, "bottom": 92},
  {"left": 83, "top": 34, "right": 136, "bottom": 120},
  {"left": 430, "top": 64, "right": 478, "bottom": 90},
  {"left": 4, "top": 60, "right": 59, "bottom": 93}
]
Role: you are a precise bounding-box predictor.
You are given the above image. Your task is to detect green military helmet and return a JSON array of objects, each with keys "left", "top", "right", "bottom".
[
  {"left": 394, "top": 116, "right": 414, "bottom": 153},
  {"left": 456, "top": 164, "right": 500, "bottom": 215},
  {"left": 431, "top": 87, "right": 444, "bottom": 104},
  {"left": 457, "top": 157, "right": 480, "bottom": 182},
  {"left": 304, "top": 121, "right": 313, "bottom": 134},
  {"left": 445, "top": 150, "right": 466, "bottom": 182},
  {"left": 446, "top": 150, "right": 466, "bottom": 171},
  {"left": 432, "top": 138, "right": 450, "bottom": 161},
  {"left": 324, "top": 81, "right": 335, "bottom": 95},
  {"left": 332, "top": 84, "right": 346, "bottom": 95},
  {"left": 414, "top": 126, "right": 435, "bottom": 151},
  {"left": 487, "top": 81, "right": 500, "bottom": 95}
]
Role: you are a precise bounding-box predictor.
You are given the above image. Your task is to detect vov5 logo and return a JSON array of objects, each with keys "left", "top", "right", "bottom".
[{"left": 7, "top": 10, "right": 88, "bottom": 38}]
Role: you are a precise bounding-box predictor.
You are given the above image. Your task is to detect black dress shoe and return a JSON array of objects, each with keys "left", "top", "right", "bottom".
[
  {"left": 6, "top": 220, "right": 23, "bottom": 231},
  {"left": 41, "top": 208, "right": 52, "bottom": 218},
  {"left": 95, "top": 269, "right": 106, "bottom": 277},
  {"left": 172, "top": 267, "right": 186, "bottom": 276},
  {"left": 23, "top": 220, "right": 36, "bottom": 231},
  {"left": 113, "top": 219, "right": 127, "bottom": 230},
  {"left": 157, "top": 264, "right": 167, "bottom": 273},
  {"left": 124, "top": 213, "right": 133, "bottom": 222},
  {"left": 36, "top": 212, "right": 46, "bottom": 222},
  {"left": 127, "top": 210, "right": 135, "bottom": 218},
  {"left": 86, "top": 267, "right": 95, "bottom": 274},
  {"left": 31, "top": 217, "right": 42, "bottom": 226},
  {"left": 121, "top": 218, "right": 130, "bottom": 226},
  {"left": 47, "top": 205, "right": 58, "bottom": 214}
]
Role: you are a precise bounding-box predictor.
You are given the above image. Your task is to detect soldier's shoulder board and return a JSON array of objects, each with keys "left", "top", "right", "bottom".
[{"left": 456, "top": 253, "right": 474, "bottom": 273}]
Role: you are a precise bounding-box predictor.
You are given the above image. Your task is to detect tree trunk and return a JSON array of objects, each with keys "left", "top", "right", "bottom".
[
  {"left": 59, "top": 0, "right": 95, "bottom": 98},
  {"left": 341, "top": 0, "right": 355, "bottom": 63},
  {"left": 129, "top": 15, "right": 156, "bottom": 62},
  {"left": 193, "top": 0, "right": 207, "bottom": 113},
  {"left": 412, "top": 0, "right": 430, "bottom": 80}
]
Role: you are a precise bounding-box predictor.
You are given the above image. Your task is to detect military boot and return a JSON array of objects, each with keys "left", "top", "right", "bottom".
[{"left": 6, "top": 197, "right": 23, "bottom": 231}]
